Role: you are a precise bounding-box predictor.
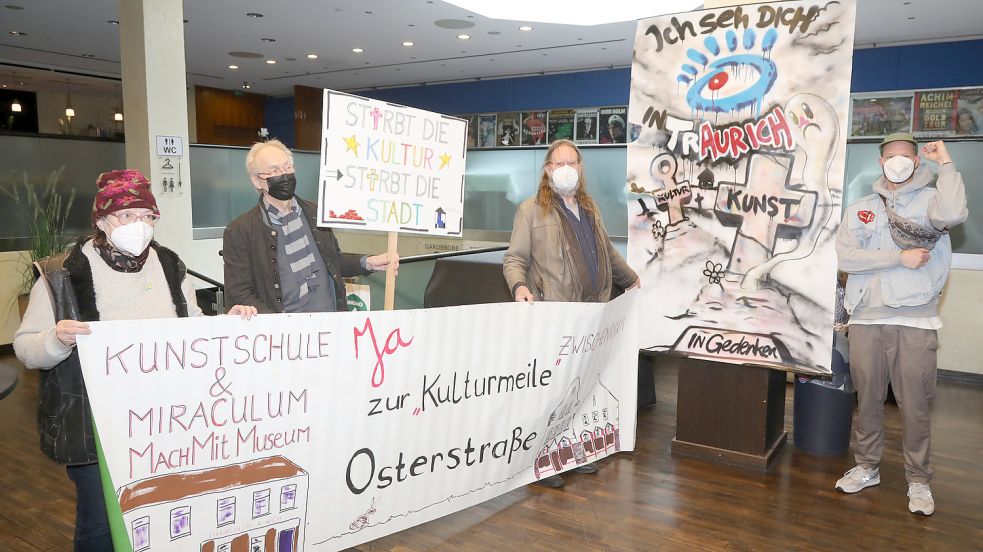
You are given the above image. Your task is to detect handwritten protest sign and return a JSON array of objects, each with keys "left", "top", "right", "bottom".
[
  {"left": 78, "top": 293, "right": 639, "bottom": 551},
  {"left": 626, "top": 0, "right": 857, "bottom": 374},
  {"left": 317, "top": 90, "right": 468, "bottom": 236}
]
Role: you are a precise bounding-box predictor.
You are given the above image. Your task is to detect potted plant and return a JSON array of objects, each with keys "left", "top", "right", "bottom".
[{"left": 0, "top": 168, "right": 76, "bottom": 319}]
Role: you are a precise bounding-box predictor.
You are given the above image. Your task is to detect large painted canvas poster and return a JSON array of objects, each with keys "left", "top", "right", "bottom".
[{"left": 627, "top": 1, "right": 856, "bottom": 374}]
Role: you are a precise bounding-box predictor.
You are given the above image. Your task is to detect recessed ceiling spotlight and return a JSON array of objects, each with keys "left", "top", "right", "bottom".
[
  {"left": 519, "top": 25, "right": 533, "bottom": 31},
  {"left": 5, "top": 5, "right": 25, "bottom": 10},
  {"left": 242, "top": 82, "right": 251, "bottom": 89},
  {"left": 81, "top": 53, "right": 95, "bottom": 58},
  {"left": 266, "top": 59, "right": 277, "bottom": 64},
  {"left": 402, "top": 41, "right": 414, "bottom": 47},
  {"left": 9, "top": 30, "right": 26, "bottom": 36},
  {"left": 107, "top": 19, "right": 119, "bottom": 25},
  {"left": 352, "top": 47, "right": 364, "bottom": 53},
  {"left": 228, "top": 64, "right": 239, "bottom": 69},
  {"left": 261, "top": 37, "right": 275, "bottom": 42},
  {"left": 306, "top": 53, "right": 319, "bottom": 59},
  {"left": 246, "top": 12, "right": 263, "bottom": 18},
  {"left": 457, "top": 34, "right": 471, "bottom": 40}
]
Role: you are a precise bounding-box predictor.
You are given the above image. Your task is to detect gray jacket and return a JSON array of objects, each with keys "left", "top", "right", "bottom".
[{"left": 836, "top": 163, "right": 968, "bottom": 319}]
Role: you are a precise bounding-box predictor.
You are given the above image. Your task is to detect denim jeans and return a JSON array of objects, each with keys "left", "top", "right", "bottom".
[{"left": 66, "top": 463, "right": 113, "bottom": 552}]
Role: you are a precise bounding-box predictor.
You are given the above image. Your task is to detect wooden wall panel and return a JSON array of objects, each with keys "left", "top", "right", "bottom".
[
  {"left": 194, "top": 85, "right": 266, "bottom": 146},
  {"left": 294, "top": 85, "right": 323, "bottom": 151}
]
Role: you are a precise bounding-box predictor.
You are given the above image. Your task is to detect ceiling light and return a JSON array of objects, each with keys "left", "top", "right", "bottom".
[
  {"left": 519, "top": 25, "right": 533, "bottom": 31},
  {"left": 9, "top": 30, "right": 26, "bottom": 36},
  {"left": 306, "top": 53, "right": 318, "bottom": 59},
  {"left": 82, "top": 53, "right": 95, "bottom": 58},
  {"left": 443, "top": 0, "right": 702, "bottom": 25},
  {"left": 11, "top": 99, "right": 22, "bottom": 112},
  {"left": 457, "top": 34, "right": 471, "bottom": 40},
  {"left": 114, "top": 111, "right": 123, "bottom": 122},
  {"left": 242, "top": 82, "right": 251, "bottom": 89},
  {"left": 266, "top": 59, "right": 277, "bottom": 64},
  {"left": 246, "top": 12, "right": 263, "bottom": 18},
  {"left": 108, "top": 19, "right": 119, "bottom": 25},
  {"left": 261, "top": 37, "right": 275, "bottom": 42},
  {"left": 228, "top": 64, "right": 239, "bottom": 69},
  {"left": 402, "top": 41, "right": 414, "bottom": 47},
  {"left": 352, "top": 47, "right": 364, "bottom": 53},
  {"left": 65, "top": 79, "right": 75, "bottom": 118}
]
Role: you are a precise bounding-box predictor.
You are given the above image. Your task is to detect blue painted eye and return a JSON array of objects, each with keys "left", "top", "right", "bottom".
[{"left": 676, "top": 28, "right": 779, "bottom": 116}]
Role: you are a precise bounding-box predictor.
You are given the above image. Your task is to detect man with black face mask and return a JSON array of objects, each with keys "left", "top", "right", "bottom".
[
  {"left": 834, "top": 133, "right": 968, "bottom": 516},
  {"left": 223, "top": 139, "right": 396, "bottom": 313}
]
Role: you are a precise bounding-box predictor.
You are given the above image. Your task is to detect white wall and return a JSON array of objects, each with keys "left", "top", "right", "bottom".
[{"left": 938, "top": 268, "right": 983, "bottom": 376}]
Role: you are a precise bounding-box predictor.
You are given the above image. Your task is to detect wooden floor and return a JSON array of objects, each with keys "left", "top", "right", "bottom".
[{"left": 1, "top": 353, "right": 980, "bottom": 552}]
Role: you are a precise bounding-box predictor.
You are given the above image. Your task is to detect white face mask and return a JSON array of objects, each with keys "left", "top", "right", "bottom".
[
  {"left": 549, "top": 165, "right": 579, "bottom": 195},
  {"left": 108, "top": 221, "right": 154, "bottom": 256},
  {"left": 883, "top": 155, "right": 915, "bottom": 184}
]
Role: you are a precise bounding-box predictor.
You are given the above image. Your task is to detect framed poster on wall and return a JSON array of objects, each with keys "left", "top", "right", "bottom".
[{"left": 849, "top": 94, "right": 913, "bottom": 138}]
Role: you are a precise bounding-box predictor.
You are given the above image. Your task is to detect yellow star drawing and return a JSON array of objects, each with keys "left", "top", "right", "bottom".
[
  {"left": 438, "top": 152, "right": 452, "bottom": 169},
  {"left": 344, "top": 135, "right": 360, "bottom": 156}
]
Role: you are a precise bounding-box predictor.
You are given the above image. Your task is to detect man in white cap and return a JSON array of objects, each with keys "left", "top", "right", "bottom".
[{"left": 834, "top": 133, "right": 968, "bottom": 516}]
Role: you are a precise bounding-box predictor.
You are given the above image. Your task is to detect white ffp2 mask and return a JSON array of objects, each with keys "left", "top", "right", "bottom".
[
  {"left": 109, "top": 221, "right": 154, "bottom": 256},
  {"left": 550, "top": 165, "right": 579, "bottom": 194},
  {"left": 883, "top": 155, "right": 915, "bottom": 184}
]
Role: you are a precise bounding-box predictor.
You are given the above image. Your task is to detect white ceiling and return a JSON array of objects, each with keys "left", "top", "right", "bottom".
[{"left": 1, "top": 0, "right": 982, "bottom": 97}]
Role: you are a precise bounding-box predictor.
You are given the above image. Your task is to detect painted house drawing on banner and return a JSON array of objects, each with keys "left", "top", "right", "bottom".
[
  {"left": 117, "top": 456, "right": 309, "bottom": 552},
  {"left": 626, "top": 1, "right": 857, "bottom": 374},
  {"left": 535, "top": 379, "right": 622, "bottom": 479}
]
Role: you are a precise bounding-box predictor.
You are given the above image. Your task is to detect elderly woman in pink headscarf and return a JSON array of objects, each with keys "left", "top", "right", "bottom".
[{"left": 14, "top": 169, "right": 255, "bottom": 551}]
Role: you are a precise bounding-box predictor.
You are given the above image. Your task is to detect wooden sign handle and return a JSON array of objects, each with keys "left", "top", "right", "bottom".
[{"left": 383, "top": 231, "right": 398, "bottom": 310}]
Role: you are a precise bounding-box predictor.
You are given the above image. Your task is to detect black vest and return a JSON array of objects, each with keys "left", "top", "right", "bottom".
[{"left": 33, "top": 239, "right": 189, "bottom": 464}]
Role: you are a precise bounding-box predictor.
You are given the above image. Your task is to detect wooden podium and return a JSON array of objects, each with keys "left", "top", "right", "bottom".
[{"left": 669, "top": 355, "right": 787, "bottom": 470}]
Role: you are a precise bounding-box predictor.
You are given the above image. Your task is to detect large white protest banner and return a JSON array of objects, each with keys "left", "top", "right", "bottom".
[
  {"left": 627, "top": 1, "right": 856, "bottom": 374},
  {"left": 317, "top": 89, "right": 468, "bottom": 236},
  {"left": 77, "top": 293, "right": 638, "bottom": 551}
]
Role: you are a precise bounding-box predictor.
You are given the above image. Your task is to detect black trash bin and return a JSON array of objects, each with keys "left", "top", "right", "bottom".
[
  {"left": 793, "top": 336, "right": 854, "bottom": 456},
  {"left": 793, "top": 377, "right": 854, "bottom": 455}
]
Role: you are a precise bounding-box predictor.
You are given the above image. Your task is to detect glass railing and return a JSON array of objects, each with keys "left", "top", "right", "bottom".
[{"left": 2, "top": 132, "right": 982, "bottom": 256}]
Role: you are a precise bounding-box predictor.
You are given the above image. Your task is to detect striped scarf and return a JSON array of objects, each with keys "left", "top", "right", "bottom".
[{"left": 265, "top": 202, "right": 319, "bottom": 303}]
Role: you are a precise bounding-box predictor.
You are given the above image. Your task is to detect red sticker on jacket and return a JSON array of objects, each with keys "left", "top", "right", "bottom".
[{"left": 858, "top": 210, "right": 875, "bottom": 224}]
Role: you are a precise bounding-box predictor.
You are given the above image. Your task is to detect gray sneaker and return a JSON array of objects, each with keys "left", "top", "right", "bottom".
[
  {"left": 835, "top": 466, "right": 880, "bottom": 493},
  {"left": 908, "top": 482, "right": 935, "bottom": 516}
]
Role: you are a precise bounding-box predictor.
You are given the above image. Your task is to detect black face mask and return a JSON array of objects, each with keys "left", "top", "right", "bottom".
[{"left": 265, "top": 172, "right": 296, "bottom": 201}]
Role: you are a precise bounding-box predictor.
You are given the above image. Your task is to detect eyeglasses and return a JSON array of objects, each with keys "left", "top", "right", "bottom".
[
  {"left": 549, "top": 160, "right": 579, "bottom": 168},
  {"left": 109, "top": 212, "right": 160, "bottom": 225},
  {"left": 255, "top": 162, "right": 294, "bottom": 180}
]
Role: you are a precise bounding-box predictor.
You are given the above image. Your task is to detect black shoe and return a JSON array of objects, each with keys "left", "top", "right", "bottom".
[
  {"left": 536, "top": 475, "right": 565, "bottom": 488},
  {"left": 573, "top": 463, "right": 598, "bottom": 474}
]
